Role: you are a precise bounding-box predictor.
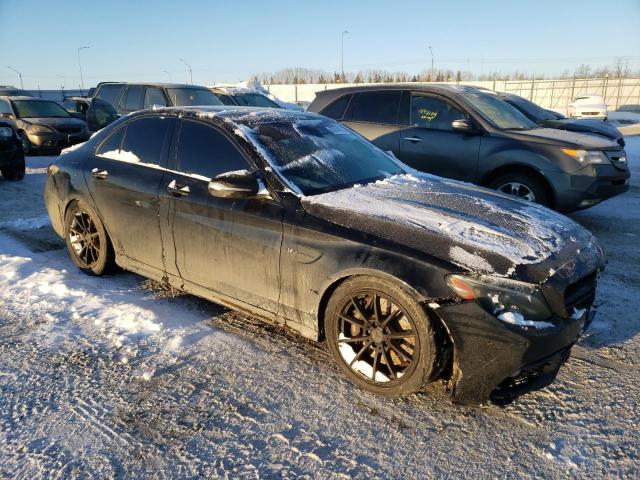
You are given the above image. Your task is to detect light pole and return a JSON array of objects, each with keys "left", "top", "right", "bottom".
[
  {"left": 163, "top": 70, "right": 172, "bottom": 82},
  {"left": 7, "top": 66, "right": 23, "bottom": 89},
  {"left": 428, "top": 46, "right": 434, "bottom": 82},
  {"left": 179, "top": 58, "right": 193, "bottom": 84},
  {"left": 341, "top": 30, "right": 349, "bottom": 82},
  {"left": 77, "top": 46, "right": 89, "bottom": 91}
]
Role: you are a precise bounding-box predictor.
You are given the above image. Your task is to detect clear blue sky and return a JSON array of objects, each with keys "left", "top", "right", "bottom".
[{"left": 1, "top": 0, "right": 639, "bottom": 89}]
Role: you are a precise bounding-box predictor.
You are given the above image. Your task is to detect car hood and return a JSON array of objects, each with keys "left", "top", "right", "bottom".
[
  {"left": 509, "top": 127, "right": 620, "bottom": 150},
  {"left": 301, "top": 173, "right": 605, "bottom": 284},
  {"left": 20, "top": 117, "right": 86, "bottom": 130},
  {"left": 540, "top": 118, "right": 622, "bottom": 140}
]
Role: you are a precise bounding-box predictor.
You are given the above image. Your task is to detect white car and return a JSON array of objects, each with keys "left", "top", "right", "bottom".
[{"left": 568, "top": 94, "right": 607, "bottom": 120}]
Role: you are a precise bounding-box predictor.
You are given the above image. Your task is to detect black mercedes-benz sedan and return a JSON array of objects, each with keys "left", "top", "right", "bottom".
[{"left": 44, "top": 106, "right": 605, "bottom": 405}]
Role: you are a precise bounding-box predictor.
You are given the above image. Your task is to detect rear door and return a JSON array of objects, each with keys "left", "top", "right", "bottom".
[
  {"left": 161, "top": 118, "right": 283, "bottom": 312},
  {"left": 341, "top": 90, "right": 403, "bottom": 156},
  {"left": 85, "top": 115, "right": 175, "bottom": 272},
  {"left": 398, "top": 92, "right": 481, "bottom": 181},
  {"left": 116, "top": 85, "right": 144, "bottom": 115}
]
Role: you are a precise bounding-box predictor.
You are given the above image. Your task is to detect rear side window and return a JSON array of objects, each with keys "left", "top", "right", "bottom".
[
  {"left": 117, "top": 117, "right": 172, "bottom": 165},
  {"left": 95, "top": 84, "right": 124, "bottom": 105},
  {"left": 410, "top": 95, "right": 467, "bottom": 131},
  {"left": 320, "top": 94, "right": 351, "bottom": 120},
  {"left": 176, "top": 120, "right": 249, "bottom": 179},
  {"left": 123, "top": 86, "right": 144, "bottom": 111},
  {"left": 347, "top": 91, "right": 401, "bottom": 124},
  {"left": 144, "top": 87, "right": 168, "bottom": 109}
]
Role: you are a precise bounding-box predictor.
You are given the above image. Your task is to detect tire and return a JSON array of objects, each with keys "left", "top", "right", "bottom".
[
  {"left": 18, "top": 131, "right": 31, "bottom": 155},
  {"left": 1, "top": 146, "right": 25, "bottom": 181},
  {"left": 64, "top": 200, "right": 115, "bottom": 276},
  {"left": 488, "top": 172, "right": 551, "bottom": 208},
  {"left": 325, "top": 276, "right": 437, "bottom": 397}
]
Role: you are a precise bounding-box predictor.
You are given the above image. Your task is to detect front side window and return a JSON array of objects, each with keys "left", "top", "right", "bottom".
[
  {"left": 237, "top": 117, "right": 405, "bottom": 195},
  {"left": 144, "top": 88, "right": 168, "bottom": 109},
  {"left": 176, "top": 120, "right": 249, "bottom": 179},
  {"left": 165, "top": 88, "right": 223, "bottom": 106},
  {"left": 98, "top": 117, "right": 171, "bottom": 165},
  {"left": 347, "top": 91, "right": 401, "bottom": 124},
  {"left": 123, "top": 86, "right": 144, "bottom": 111},
  {"left": 410, "top": 95, "right": 467, "bottom": 130},
  {"left": 12, "top": 100, "right": 70, "bottom": 118},
  {"left": 95, "top": 84, "right": 124, "bottom": 105}
]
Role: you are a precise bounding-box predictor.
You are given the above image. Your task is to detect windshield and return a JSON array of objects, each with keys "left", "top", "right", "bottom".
[
  {"left": 233, "top": 93, "right": 280, "bottom": 108},
  {"left": 165, "top": 88, "right": 223, "bottom": 106},
  {"left": 461, "top": 92, "right": 537, "bottom": 130},
  {"left": 13, "top": 100, "right": 70, "bottom": 118},
  {"left": 240, "top": 118, "right": 405, "bottom": 195},
  {"left": 504, "top": 95, "right": 557, "bottom": 122}
]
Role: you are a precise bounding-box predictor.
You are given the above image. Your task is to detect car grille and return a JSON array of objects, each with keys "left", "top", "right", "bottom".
[
  {"left": 564, "top": 272, "right": 597, "bottom": 312},
  {"left": 56, "top": 127, "right": 82, "bottom": 134},
  {"left": 581, "top": 112, "right": 601, "bottom": 116}
]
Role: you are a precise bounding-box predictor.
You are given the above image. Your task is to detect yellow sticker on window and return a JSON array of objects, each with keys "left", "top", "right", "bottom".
[{"left": 418, "top": 108, "right": 438, "bottom": 122}]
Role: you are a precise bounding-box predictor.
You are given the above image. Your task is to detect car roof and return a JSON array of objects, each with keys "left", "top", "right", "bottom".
[
  {"left": 1, "top": 95, "right": 50, "bottom": 101},
  {"left": 144, "top": 105, "right": 320, "bottom": 124},
  {"left": 315, "top": 83, "right": 481, "bottom": 97},
  {"left": 96, "top": 82, "right": 208, "bottom": 89}
]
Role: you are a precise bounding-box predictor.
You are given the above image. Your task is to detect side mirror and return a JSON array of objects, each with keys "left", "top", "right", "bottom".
[
  {"left": 208, "top": 170, "right": 261, "bottom": 199},
  {"left": 451, "top": 118, "right": 476, "bottom": 133}
]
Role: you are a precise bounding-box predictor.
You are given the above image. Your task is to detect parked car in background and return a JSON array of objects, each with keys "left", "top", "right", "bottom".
[
  {"left": 62, "top": 96, "right": 120, "bottom": 132},
  {"left": 211, "top": 87, "right": 282, "bottom": 108},
  {"left": 568, "top": 94, "right": 607, "bottom": 120},
  {"left": 0, "top": 86, "right": 32, "bottom": 97},
  {"left": 0, "top": 119, "right": 25, "bottom": 180},
  {"left": 308, "top": 84, "right": 629, "bottom": 212},
  {"left": 92, "top": 82, "right": 223, "bottom": 116},
  {"left": 608, "top": 104, "right": 640, "bottom": 126},
  {"left": 0, "top": 96, "right": 89, "bottom": 155},
  {"left": 45, "top": 106, "right": 605, "bottom": 405},
  {"left": 495, "top": 92, "right": 624, "bottom": 146}
]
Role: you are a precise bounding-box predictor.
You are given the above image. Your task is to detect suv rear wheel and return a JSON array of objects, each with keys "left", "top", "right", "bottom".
[{"left": 489, "top": 172, "right": 551, "bottom": 207}]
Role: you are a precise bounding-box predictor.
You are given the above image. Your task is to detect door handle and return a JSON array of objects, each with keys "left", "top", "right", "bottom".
[
  {"left": 167, "top": 179, "right": 190, "bottom": 197},
  {"left": 90, "top": 168, "right": 109, "bottom": 179},
  {"left": 402, "top": 136, "right": 423, "bottom": 143}
]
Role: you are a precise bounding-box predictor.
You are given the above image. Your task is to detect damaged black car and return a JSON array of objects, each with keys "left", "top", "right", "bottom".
[{"left": 44, "top": 107, "right": 605, "bottom": 405}]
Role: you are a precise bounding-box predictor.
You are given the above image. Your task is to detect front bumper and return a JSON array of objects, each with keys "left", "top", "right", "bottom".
[
  {"left": 548, "top": 163, "right": 630, "bottom": 212},
  {"left": 435, "top": 302, "right": 590, "bottom": 405},
  {"left": 26, "top": 130, "right": 90, "bottom": 152}
]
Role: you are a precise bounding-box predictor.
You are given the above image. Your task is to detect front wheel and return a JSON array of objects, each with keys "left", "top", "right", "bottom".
[
  {"left": 18, "top": 131, "right": 31, "bottom": 155},
  {"left": 325, "top": 276, "right": 437, "bottom": 397},
  {"left": 64, "top": 201, "right": 115, "bottom": 275},
  {"left": 489, "top": 173, "right": 551, "bottom": 208}
]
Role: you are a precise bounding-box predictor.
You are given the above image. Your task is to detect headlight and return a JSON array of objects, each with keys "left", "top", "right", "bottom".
[
  {"left": 561, "top": 148, "right": 608, "bottom": 164},
  {"left": 0, "top": 126, "right": 12, "bottom": 138},
  {"left": 25, "top": 123, "right": 54, "bottom": 133},
  {"left": 446, "top": 274, "right": 553, "bottom": 321}
]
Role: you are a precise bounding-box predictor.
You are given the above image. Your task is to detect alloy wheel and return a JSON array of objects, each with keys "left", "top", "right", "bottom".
[
  {"left": 334, "top": 291, "right": 418, "bottom": 384},
  {"left": 68, "top": 210, "right": 102, "bottom": 268},
  {"left": 497, "top": 182, "right": 537, "bottom": 202}
]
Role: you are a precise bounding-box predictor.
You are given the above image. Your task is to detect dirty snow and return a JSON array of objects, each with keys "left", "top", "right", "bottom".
[{"left": 0, "top": 139, "right": 639, "bottom": 477}]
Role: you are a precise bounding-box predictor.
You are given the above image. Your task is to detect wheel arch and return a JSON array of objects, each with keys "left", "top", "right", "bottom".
[{"left": 481, "top": 163, "right": 556, "bottom": 208}]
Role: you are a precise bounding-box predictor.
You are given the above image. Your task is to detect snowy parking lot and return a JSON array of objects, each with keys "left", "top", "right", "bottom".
[{"left": 0, "top": 138, "right": 639, "bottom": 478}]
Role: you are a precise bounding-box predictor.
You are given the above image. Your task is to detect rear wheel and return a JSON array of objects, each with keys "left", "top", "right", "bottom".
[
  {"left": 325, "top": 276, "right": 437, "bottom": 397},
  {"left": 64, "top": 201, "right": 115, "bottom": 275},
  {"left": 1, "top": 146, "right": 25, "bottom": 181},
  {"left": 489, "top": 172, "right": 551, "bottom": 207}
]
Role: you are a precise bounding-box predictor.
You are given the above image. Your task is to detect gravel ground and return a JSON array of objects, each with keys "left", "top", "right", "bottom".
[{"left": 0, "top": 139, "right": 638, "bottom": 478}]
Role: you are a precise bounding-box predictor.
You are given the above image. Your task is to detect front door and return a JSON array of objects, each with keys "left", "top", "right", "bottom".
[
  {"left": 398, "top": 93, "right": 481, "bottom": 182},
  {"left": 161, "top": 118, "right": 283, "bottom": 313},
  {"left": 85, "top": 115, "right": 175, "bottom": 271}
]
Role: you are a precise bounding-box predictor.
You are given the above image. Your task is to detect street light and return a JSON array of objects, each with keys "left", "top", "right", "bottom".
[
  {"left": 77, "top": 46, "right": 89, "bottom": 91},
  {"left": 179, "top": 58, "right": 193, "bottom": 84},
  {"left": 6, "top": 66, "right": 23, "bottom": 90},
  {"left": 341, "top": 30, "right": 349, "bottom": 82},
  {"left": 428, "top": 46, "right": 434, "bottom": 82}
]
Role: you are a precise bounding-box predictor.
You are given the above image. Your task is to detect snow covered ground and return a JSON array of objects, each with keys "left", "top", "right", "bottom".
[{"left": 0, "top": 138, "right": 639, "bottom": 478}]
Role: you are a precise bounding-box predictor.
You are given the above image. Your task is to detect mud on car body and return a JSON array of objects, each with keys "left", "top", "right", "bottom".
[{"left": 44, "top": 106, "right": 605, "bottom": 405}]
